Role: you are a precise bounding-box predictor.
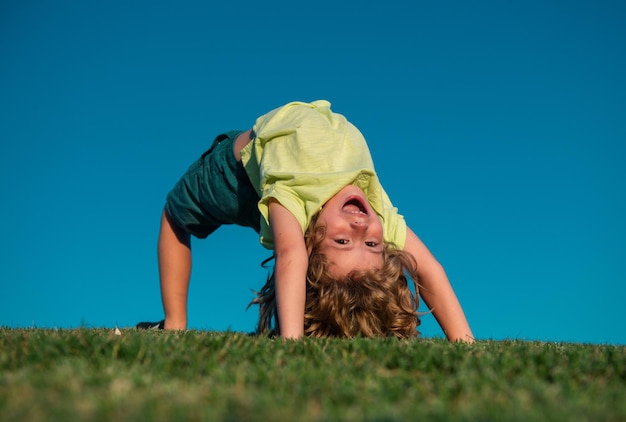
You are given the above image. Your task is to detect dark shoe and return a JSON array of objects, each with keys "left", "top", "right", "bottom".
[{"left": 136, "top": 320, "right": 165, "bottom": 330}]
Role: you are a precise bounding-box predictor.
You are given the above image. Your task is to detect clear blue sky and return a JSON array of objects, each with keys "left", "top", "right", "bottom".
[{"left": 2, "top": 1, "right": 625, "bottom": 344}]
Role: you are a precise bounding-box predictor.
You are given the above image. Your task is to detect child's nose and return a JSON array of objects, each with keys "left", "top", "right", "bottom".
[{"left": 350, "top": 220, "right": 368, "bottom": 230}]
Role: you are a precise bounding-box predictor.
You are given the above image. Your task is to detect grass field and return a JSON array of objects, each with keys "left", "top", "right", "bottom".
[{"left": 1, "top": 328, "right": 624, "bottom": 421}]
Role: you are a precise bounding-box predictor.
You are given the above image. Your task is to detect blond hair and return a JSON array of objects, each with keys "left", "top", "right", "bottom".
[{"left": 250, "top": 213, "right": 421, "bottom": 339}]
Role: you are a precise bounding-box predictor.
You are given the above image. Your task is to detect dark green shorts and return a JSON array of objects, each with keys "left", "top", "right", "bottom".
[{"left": 165, "top": 131, "right": 261, "bottom": 238}]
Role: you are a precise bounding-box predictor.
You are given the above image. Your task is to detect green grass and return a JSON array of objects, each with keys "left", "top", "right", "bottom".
[{"left": 1, "top": 328, "right": 624, "bottom": 421}]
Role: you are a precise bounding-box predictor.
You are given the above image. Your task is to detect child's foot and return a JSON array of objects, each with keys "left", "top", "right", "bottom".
[{"left": 136, "top": 320, "right": 165, "bottom": 330}]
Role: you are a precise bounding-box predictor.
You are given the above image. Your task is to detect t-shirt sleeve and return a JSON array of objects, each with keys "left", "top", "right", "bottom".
[
  {"left": 380, "top": 188, "right": 407, "bottom": 250},
  {"left": 257, "top": 181, "right": 310, "bottom": 249}
]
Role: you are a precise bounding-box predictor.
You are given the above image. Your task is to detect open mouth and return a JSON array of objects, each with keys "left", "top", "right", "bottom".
[{"left": 342, "top": 197, "right": 368, "bottom": 215}]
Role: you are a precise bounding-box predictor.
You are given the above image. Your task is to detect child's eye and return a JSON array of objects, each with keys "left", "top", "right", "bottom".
[
  {"left": 365, "top": 241, "right": 377, "bottom": 247},
  {"left": 335, "top": 239, "right": 348, "bottom": 245}
]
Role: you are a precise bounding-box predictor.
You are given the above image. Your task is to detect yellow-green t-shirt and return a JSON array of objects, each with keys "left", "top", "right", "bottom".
[{"left": 240, "top": 100, "right": 406, "bottom": 250}]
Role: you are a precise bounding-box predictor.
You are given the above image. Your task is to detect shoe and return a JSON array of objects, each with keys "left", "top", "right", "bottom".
[{"left": 136, "top": 320, "right": 165, "bottom": 330}]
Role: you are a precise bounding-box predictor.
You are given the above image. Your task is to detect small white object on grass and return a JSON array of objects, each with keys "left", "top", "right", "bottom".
[{"left": 114, "top": 326, "right": 122, "bottom": 336}]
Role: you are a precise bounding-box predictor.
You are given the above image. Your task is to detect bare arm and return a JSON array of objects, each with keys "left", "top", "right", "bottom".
[
  {"left": 268, "top": 199, "right": 309, "bottom": 339},
  {"left": 404, "top": 227, "right": 474, "bottom": 342}
]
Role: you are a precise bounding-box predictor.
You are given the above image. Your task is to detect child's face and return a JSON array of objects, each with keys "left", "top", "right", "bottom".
[{"left": 316, "top": 185, "right": 384, "bottom": 277}]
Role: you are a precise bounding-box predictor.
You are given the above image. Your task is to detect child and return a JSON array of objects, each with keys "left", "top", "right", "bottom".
[{"left": 137, "top": 100, "right": 474, "bottom": 342}]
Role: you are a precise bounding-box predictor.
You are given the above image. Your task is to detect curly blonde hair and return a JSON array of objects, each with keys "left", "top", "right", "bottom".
[{"left": 250, "top": 213, "right": 422, "bottom": 339}]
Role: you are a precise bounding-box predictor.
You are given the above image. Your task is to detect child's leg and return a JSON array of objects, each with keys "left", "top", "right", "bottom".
[{"left": 158, "top": 208, "right": 191, "bottom": 330}]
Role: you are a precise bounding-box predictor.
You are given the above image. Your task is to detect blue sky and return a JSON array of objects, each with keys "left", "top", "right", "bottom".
[{"left": 1, "top": 1, "right": 625, "bottom": 345}]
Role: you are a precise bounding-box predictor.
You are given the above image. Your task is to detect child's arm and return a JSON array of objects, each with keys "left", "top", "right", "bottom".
[
  {"left": 404, "top": 227, "right": 475, "bottom": 342},
  {"left": 268, "top": 199, "right": 309, "bottom": 339}
]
